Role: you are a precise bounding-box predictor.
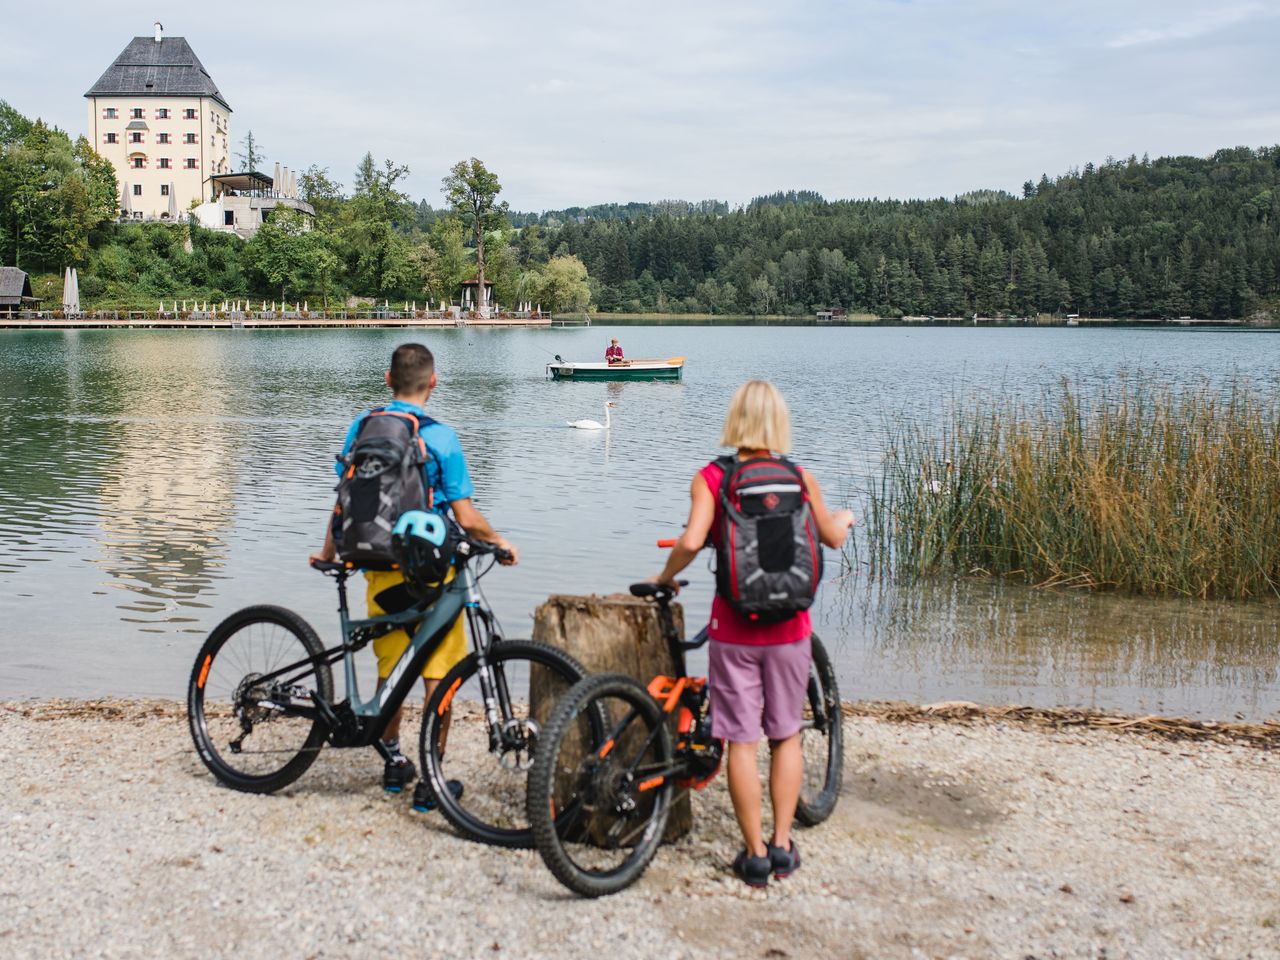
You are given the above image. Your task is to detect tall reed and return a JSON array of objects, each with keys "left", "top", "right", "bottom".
[{"left": 865, "top": 378, "right": 1280, "bottom": 600}]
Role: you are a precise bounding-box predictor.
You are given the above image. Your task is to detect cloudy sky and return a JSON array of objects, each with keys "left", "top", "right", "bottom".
[{"left": 2, "top": 0, "right": 1276, "bottom": 210}]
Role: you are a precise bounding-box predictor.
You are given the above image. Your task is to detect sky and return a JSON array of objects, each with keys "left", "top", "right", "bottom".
[{"left": 2, "top": 0, "right": 1277, "bottom": 211}]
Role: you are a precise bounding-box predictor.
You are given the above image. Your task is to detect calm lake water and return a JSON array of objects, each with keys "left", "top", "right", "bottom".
[{"left": 1, "top": 325, "right": 1278, "bottom": 719}]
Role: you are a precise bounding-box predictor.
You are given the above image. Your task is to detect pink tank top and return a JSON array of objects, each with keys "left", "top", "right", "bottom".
[{"left": 699, "top": 460, "right": 812, "bottom": 646}]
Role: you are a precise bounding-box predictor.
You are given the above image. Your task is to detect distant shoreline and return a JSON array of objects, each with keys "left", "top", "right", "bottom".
[{"left": 0, "top": 312, "right": 1274, "bottom": 331}]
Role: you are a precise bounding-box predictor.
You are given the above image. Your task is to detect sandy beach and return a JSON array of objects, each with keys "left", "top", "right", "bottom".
[{"left": 1, "top": 698, "right": 1277, "bottom": 960}]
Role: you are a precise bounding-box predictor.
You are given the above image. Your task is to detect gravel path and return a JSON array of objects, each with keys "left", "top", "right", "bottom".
[{"left": 2, "top": 699, "right": 1277, "bottom": 960}]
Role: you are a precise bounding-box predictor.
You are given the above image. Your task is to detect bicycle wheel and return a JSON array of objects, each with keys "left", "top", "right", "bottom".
[
  {"left": 187, "top": 605, "right": 333, "bottom": 794},
  {"left": 795, "top": 633, "right": 843, "bottom": 825},
  {"left": 419, "top": 640, "right": 602, "bottom": 849},
  {"left": 528, "top": 673, "right": 675, "bottom": 898}
]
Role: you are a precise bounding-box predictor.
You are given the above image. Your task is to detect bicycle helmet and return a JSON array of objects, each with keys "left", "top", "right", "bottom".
[{"left": 391, "top": 510, "right": 456, "bottom": 600}]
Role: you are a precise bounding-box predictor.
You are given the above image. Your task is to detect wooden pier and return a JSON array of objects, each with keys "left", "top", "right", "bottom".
[{"left": 0, "top": 310, "right": 554, "bottom": 331}]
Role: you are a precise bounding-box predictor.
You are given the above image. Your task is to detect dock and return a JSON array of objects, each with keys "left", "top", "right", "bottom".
[{"left": 0, "top": 310, "right": 555, "bottom": 330}]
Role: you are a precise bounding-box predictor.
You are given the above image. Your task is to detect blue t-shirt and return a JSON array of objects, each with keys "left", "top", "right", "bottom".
[{"left": 336, "top": 399, "right": 475, "bottom": 515}]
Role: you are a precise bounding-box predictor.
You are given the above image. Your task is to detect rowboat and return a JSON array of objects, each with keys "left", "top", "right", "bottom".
[{"left": 546, "top": 356, "right": 685, "bottom": 381}]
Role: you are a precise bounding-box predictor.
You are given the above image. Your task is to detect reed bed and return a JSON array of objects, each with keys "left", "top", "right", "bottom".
[{"left": 865, "top": 379, "right": 1280, "bottom": 600}]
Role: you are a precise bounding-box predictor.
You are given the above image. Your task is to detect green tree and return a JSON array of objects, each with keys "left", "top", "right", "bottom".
[
  {"left": 236, "top": 130, "right": 266, "bottom": 171},
  {"left": 442, "top": 158, "right": 508, "bottom": 312},
  {"left": 539, "top": 255, "right": 591, "bottom": 313},
  {"left": 298, "top": 165, "right": 344, "bottom": 225}
]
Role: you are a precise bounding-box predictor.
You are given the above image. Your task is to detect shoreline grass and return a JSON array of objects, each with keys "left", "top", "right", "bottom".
[{"left": 866, "top": 378, "right": 1280, "bottom": 600}]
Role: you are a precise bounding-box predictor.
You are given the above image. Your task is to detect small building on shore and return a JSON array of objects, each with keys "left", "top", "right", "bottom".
[
  {"left": 460, "top": 275, "right": 495, "bottom": 315},
  {"left": 0, "top": 268, "right": 41, "bottom": 316},
  {"left": 191, "top": 166, "right": 314, "bottom": 239}
]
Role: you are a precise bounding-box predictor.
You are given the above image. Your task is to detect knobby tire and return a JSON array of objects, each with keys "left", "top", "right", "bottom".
[{"left": 187, "top": 605, "right": 333, "bottom": 794}]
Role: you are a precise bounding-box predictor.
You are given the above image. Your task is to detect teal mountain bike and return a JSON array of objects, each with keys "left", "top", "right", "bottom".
[{"left": 187, "top": 536, "right": 603, "bottom": 848}]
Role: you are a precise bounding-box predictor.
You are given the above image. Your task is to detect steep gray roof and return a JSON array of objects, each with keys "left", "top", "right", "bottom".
[
  {"left": 0, "top": 267, "right": 35, "bottom": 303},
  {"left": 85, "top": 36, "right": 231, "bottom": 111}
]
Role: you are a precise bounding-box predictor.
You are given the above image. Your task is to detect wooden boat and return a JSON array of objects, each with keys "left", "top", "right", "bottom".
[{"left": 546, "top": 356, "right": 685, "bottom": 381}]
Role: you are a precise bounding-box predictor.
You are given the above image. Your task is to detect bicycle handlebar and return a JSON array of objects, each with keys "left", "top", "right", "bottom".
[{"left": 310, "top": 536, "right": 512, "bottom": 576}]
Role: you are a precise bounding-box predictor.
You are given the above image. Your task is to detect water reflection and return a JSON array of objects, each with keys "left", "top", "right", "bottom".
[
  {"left": 827, "top": 576, "right": 1280, "bottom": 719},
  {"left": 1, "top": 325, "right": 1279, "bottom": 715}
]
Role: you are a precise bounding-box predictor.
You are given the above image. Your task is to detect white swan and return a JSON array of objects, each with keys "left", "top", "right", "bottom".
[{"left": 568, "top": 402, "right": 615, "bottom": 431}]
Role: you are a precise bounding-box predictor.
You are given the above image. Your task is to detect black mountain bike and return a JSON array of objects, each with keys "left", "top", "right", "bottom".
[
  {"left": 527, "top": 580, "right": 843, "bottom": 896},
  {"left": 187, "top": 536, "right": 603, "bottom": 848}
]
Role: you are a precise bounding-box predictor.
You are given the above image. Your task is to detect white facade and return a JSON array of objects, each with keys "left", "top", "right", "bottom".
[
  {"left": 86, "top": 95, "right": 230, "bottom": 220},
  {"left": 84, "top": 26, "right": 232, "bottom": 221}
]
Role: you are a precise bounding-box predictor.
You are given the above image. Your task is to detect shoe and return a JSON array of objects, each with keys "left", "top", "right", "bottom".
[
  {"left": 767, "top": 840, "right": 801, "bottom": 879},
  {"left": 411, "top": 779, "right": 463, "bottom": 813},
  {"left": 382, "top": 757, "right": 417, "bottom": 793},
  {"left": 732, "top": 848, "right": 771, "bottom": 888}
]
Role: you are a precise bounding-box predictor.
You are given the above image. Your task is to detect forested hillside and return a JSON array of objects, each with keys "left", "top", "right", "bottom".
[{"left": 553, "top": 150, "right": 1280, "bottom": 318}]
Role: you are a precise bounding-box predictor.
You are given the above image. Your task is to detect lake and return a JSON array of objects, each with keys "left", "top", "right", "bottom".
[{"left": 1, "top": 325, "right": 1277, "bottom": 719}]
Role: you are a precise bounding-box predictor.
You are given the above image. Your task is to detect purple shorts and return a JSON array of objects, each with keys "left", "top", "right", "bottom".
[{"left": 708, "top": 636, "right": 812, "bottom": 742}]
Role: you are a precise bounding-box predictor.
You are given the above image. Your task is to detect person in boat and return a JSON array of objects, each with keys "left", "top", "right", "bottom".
[
  {"left": 651, "top": 379, "right": 854, "bottom": 887},
  {"left": 605, "top": 338, "right": 624, "bottom": 364}
]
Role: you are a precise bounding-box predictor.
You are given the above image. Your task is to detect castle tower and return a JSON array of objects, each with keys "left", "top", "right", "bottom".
[{"left": 84, "top": 23, "right": 232, "bottom": 221}]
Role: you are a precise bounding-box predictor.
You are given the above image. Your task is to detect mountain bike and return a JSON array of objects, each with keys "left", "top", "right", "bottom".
[
  {"left": 526, "top": 579, "right": 843, "bottom": 897},
  {"left": 187, "top": 535, "right": 603, "bottom": 849}
]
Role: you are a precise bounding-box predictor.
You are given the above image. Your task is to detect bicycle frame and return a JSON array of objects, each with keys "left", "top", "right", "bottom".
[{"left": 238, "top": 554, "right": 502, "bottom": 751}]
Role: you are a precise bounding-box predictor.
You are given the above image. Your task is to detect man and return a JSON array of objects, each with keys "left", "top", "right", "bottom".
[
  {"left": 605, "top": 338, "right": 624, "bottom": 364},
  {"left": 311, "top": 343, "right": 518, "bottom": 807}
]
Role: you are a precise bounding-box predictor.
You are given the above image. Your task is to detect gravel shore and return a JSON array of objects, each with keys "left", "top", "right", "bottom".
[{"left": 2, "top": 698, "right": 1277, "bottom": 960}]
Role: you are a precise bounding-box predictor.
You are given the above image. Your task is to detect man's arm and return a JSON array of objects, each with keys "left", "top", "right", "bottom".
[
  {"left": 310, "top": 519, "right": 337, "bottom": 565},
  {"left": 451, "top": 497, "right": 519, "bottom": 565}
]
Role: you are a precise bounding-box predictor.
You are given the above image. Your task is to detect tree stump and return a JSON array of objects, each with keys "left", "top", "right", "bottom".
[{"left": 532, "top": 593, "right": 693, "bottom": 841}]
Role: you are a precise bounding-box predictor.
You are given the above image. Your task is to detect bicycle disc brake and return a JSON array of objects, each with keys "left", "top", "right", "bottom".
[{"left": 496, "top": 717, "right": 539, "bottom": 771}]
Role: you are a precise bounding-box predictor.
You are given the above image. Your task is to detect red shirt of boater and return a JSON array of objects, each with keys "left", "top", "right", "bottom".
[{"left": 605, "top": 344, "right": 624, "bottom": 363}]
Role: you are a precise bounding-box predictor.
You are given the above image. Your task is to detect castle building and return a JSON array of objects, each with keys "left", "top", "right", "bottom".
[
  {"left": 84, "top": 23, "right": 313, "bottom": 236},
  {"left": 85, "top": 23, "right": 231, "bottom": 221}
]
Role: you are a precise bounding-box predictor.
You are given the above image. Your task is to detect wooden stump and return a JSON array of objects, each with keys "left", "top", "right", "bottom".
[{"left": 532, "top": 593, "right": 693, "bottom": 840}]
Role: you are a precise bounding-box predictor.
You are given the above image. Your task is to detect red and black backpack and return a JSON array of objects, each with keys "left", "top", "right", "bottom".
[{"left": 711, "top": 455, "right": 822, "bottom": 623}]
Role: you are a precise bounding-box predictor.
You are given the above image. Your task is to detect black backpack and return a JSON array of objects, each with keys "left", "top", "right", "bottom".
[
  {"left": 331, "top": 409, "right": 434, "bottom": 570},
  {"left": 712, "top": 455, "right": 822, "bottom": 623}
]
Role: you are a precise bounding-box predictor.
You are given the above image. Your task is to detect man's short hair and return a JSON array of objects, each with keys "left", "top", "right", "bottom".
[{"left": 389, "top": 343, "right": 435, "bottom": 393}]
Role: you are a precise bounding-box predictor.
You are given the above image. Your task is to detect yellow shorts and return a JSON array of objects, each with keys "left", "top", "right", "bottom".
[{"left": 365, "top": 568, "right": 466, "bottom": 681}]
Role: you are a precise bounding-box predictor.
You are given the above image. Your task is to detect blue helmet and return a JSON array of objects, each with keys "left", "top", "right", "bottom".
[{"left": 390, "top": 510, "right": 455, "bottom": 599}]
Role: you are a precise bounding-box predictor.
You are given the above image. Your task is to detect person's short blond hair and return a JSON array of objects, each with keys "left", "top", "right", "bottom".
[{"left": 719, "top": 380, "right": 792, "bottom": 453}]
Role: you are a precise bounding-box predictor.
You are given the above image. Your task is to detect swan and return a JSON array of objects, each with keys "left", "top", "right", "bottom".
[{"left": 568, "top": 402, "right": 615, "bottom": 431}]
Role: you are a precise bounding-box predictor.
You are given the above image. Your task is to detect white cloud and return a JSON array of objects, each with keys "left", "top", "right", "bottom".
[{"left": 1107, "top": 2, "right": 1268, "bottom": 48}]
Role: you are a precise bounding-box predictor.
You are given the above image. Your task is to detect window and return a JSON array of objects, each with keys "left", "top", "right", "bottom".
[
  {"left": 131, "top": 108, "right": 144, "bottom": 119},
  {"left": 224, "top": 210, "right": 235, "bottom": 226},
  {"left": 158, "top": 158, "right": 171, "bottom": 169},
  {"left": 183, "top": 108, "right": 196, "bottom": 119},
  {"left": 103, "top": 107, "right": 118, "bottom": 119},
  {"left": 105, "top": 133, "right": 118, "bottom": 144},
  {"left": 184, "top": 158, "right": 198, "bottom": 169},
  {"left": 184, "top": 133, "right": 197, "bottom": 144},
  {"left": 129, "top": 131, "right": 144, "bottom": 143},
  {"left": 161, "top": 184, "right": 170, "bottom": 196},
  {"left": 157, "top": 133, "right": 170, "bottom": 144},
  {"left": 132, "top": 184, "right": 142, "bottom": 196},
  {"left": 131, "top": 157, "right": 145, "bottom": 169},
  {"left": 156, "top": 108, "right": 169, "bottom": 119}
]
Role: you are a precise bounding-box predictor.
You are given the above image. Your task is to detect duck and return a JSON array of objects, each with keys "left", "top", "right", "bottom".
[{"left": 568, "top": 401, "right": 615, "bottom": 431}]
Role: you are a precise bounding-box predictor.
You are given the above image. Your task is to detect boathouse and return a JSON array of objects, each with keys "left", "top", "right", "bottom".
[{"left": 0, "top": 268, "right": 41, "bottom": 316}]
